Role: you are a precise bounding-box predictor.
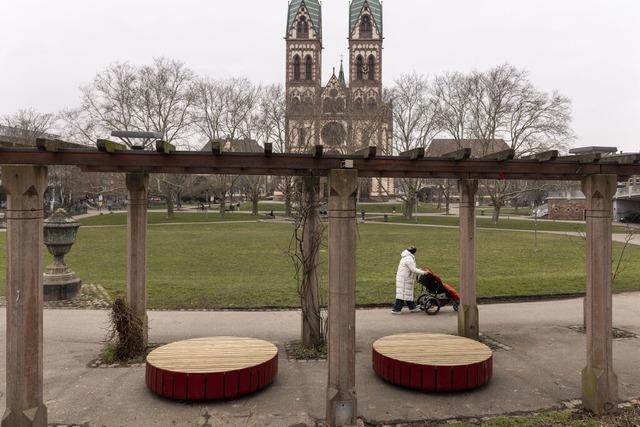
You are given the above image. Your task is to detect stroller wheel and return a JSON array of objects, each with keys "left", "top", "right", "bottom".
[
  {"left": 453, "top": 302, "right": 460, "bottom": 312},
  {"left": 424, "top": 297, "right": 440, "bottom": 315}
]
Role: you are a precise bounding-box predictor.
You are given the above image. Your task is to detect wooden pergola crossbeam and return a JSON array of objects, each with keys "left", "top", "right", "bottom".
[
  {"left": 521, "top": 150, "right": 559, "bottom": 162},
  {"left": 210, "top": 140, "right": 223, "bottom": 156},
  {"left": 36, "top": 138, "right": 61, "bottom": 153},
  {"left": 439, "top": 148, "right": 471, "bottom": 161},
  {"left": 155, "top": 140, "right": 175, "bottom": 154},
  {"left": 481, "top": 148, "right": 515, "bottom": 162},
  {"left": 557, "top": 152, "right": 602, "bottom": 164},
  {"left": 400, "top": 147, "right": 425, "bottom": 160},
  {"left": 96, "top": 139, "right": 126, "bottom": 153},
  {"left": 354, "top": 146, "right": 377, "bottom": 159},
  {"left": 1, "top": 146, "right": 639, "bottom": 180}
]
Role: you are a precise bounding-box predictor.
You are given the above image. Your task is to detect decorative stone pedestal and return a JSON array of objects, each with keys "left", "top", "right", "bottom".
[{"left": 43, "top": 209, "right": 81, "bottom": 302}]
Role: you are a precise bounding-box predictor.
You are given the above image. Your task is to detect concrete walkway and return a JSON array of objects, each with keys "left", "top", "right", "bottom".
[{"left": 0, "top": 294, "right": 639, "bottom": 426}]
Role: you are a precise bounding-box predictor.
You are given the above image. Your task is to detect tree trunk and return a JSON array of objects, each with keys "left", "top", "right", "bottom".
[
  {"left": 403, "top": 198, "right": 414, "bottom": 220},
  {"left": 166, "top": 190, "right": 175, "bottom": 219},
  {"left": 436, "top": 186, "right": 443, "bottom": 209},
  {"left": 219, "top": 199, "right": 226, "bottom": 217},
  {"left": 492, "top": 205, "right": 501, "bottom": 224},
  {"left": 445, "top": 197, "right": 450, "bottom": 215},
  {"left": 301, "top": 177, "right": 323, "bottom": 349},
  {"left": 284, "top": 188, "right": 293, "bottom": 217},
  {"left": 252, "top": 195, "right": 259, "bottom": 216}
]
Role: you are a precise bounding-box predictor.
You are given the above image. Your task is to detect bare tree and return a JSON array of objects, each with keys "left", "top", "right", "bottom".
[
  {"left": 388, "top": 73, "right": 439, "bottom": 219},
  {"left": 468, "top": 64, "right": 574, "bottom": 223},
  {"left": 192, "top": 77, "right": 260, "bottom": 215},
  {"left": 290, "top": 178, "right": 326, "bottom": 350},
  {"left": 63, "top": 58, "right": 196, "bottom": 217},
  {"left": 1, "top": 108, "right": 56, "bottom": 141},
  {"left": 432, "top": 72, "right": 474, "bottom": 215}
]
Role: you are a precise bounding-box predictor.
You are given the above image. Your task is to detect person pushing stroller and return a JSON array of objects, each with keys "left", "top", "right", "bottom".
[{"left": 392, "top": 246, "right": 427, "bottom": 314}]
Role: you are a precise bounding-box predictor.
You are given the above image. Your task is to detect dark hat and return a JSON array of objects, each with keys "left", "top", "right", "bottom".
[{"left": 407, "top": 246, "right": 417, "bottom": 254}]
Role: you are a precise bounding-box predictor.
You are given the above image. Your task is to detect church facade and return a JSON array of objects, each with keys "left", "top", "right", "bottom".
[{"left": 284, "top": 0, "right": 393, "bottom": 199}]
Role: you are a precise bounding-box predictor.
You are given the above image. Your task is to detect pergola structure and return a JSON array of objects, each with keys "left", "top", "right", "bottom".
[{"left": 2, "top": 140, "right": 639, "bottom": 426}]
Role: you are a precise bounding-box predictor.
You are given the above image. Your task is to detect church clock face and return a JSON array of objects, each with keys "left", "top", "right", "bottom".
[{"left": 362, "top": 64, "right": 369, "bottom": 74}]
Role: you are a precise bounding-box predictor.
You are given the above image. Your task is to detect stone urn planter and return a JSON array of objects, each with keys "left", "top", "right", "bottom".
[{"left": 43, "top": 208, "right": 82, "bottom": 301}]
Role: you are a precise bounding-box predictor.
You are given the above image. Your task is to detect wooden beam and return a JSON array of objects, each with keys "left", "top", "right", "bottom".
[
  {"left": 36, "top": 138, "right": 60, "bottom": 153},
  {"left": 599, "top": 153, "right": 640, "bottom": 165},
  {"left": 96, "top": 139, "right": 126, "bottom": 153},
  {"left": 557, "top": 153, "right": 602, "bottom": 164},
  {"left": 354, "top": 146, "right": 377, "bottom": 159},
  {"left": 400, "top": 147, "right": 425, "bottom": 160},
  {"left": 440, "top": 148, "right": 471, "bottom": 161},
  {"left": 263, "top": 143, "right": 273, "bottom": 157},
  {"left": 210, "top": 140, "right": 223, "bottom": 156},
  {"left": 310, "top": 144, "right": 324, "bottom": 158},
  {"left": 2, "top": 166, "right": 49, "bottom": 426},
  {"left": 481, "top": 149, "right": 515, "bottom": 162},
  {"left": 155, "top": 140, "right": 175, "bottom": 154},
  {"left": 458, "top": 179, "right": 479, "bottom": 341},
  {"left": 521, "top": 150, "right": 559, "bottom": 162},
  {"left": 1, "top": 147, "right": 640, "bottom": 180}
]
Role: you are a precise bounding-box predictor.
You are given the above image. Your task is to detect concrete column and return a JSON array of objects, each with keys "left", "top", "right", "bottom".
[
  {"left": 301, "top": 176, "right": 322, "bottom": 348},
  {"left": 326, "top": 169, "right": 358, "bottom": 427},
  {"left": 458, "top": 179, "right": 479, "bottom": 340},
  {"left": 581, "top": 174, "right": 618, "bottom": 414},
  {"left": 2, "top": 165, "right": 48, "bottom": 427},
  {"left": 126, "top": 173, "right": 149, "bottom": 344}
]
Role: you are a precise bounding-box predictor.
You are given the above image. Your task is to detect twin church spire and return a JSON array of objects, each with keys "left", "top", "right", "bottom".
[{"left": 286, "top": 0, "right": 383, "bottom": 87}]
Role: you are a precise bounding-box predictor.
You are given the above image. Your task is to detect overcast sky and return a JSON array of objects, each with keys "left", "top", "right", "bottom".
[{"left": 1, "top": 0, "right": 638, "bottom": 152}]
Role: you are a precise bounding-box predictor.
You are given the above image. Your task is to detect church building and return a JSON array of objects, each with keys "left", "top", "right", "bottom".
[{"left": 285, "top": 0, "right": 394, "bottom": 199}]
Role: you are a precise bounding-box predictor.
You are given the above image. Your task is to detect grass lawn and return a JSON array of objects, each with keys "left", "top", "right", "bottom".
[
  {"left": 237, "top": 201, "right": 443, "bottom": 214},
  {"left": 79, "top": 212, "right": 260, "bottom": 226},
  {"left": 375, "top": 215, "right": 631, "bottom": 234},
  {"left": 0, "top": 222, "right": 638, "bottom": 309}
]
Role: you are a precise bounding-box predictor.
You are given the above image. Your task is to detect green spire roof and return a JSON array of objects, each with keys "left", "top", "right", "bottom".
[
  {"left": 350, "top": 0, "right": 382, "bottom": 36},
  {"left": 338, "top": 60, "right": 346, "bottom": 86},
  {"left": 287, "top": 0, "right": 322, "bottom": 37}
]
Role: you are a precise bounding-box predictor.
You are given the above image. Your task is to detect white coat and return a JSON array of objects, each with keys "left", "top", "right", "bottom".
[{"left": 395, "top": 250, "right": 425, "bottom": 301}]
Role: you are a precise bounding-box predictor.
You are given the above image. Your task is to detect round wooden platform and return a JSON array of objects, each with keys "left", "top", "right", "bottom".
[
  {"left": 372, "top": 333, "right": 492, "bottom": 392},
  {"left": 145, "top": 337, "right": 278, "bottom": 401}
]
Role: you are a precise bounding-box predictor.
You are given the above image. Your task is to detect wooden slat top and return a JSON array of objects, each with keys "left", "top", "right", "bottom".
[
  {"left": 373, "top": 333, "right": 492, "bottom": 367},
  {"left": 147, "top": 337, "right": 278, "bottom": 374}
]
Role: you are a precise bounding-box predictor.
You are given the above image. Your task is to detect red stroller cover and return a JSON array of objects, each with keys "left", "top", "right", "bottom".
[{"left": 423, "top": 267, "right": 460, "bottom": 303}]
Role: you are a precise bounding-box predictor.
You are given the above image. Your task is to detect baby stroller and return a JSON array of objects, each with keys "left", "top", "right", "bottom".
[{"left": 416, "top": 268, "right": 460, "bottom": 315}]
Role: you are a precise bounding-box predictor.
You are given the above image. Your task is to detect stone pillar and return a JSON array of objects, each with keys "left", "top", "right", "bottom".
[
  {"left": 326, "top": 169, "right": 358, "bottom": 427},
  {"left": 301, "top": 176, "right": 322, "bottom": 348},
  {"left": 458, "top": 179, "right": 479, "bottom": 340},
  {"left": 126, "top": 173, "right": 149, "bottom": 344},
  {"left": 581, "top": 174, "right": 618, "bottom": 414},
  {"left": 2, "top": 165, "right": 48, "bottom": 427}
]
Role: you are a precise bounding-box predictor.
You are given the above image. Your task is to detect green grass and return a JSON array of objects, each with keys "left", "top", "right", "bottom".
[
  {"left": 79, "top": 212, "right": 260, "bottom": 226},
  {"left": 1, "top": 222, "right": 638, "bottom": 310},
  {"left": 443, "top": 406, "right": 640, "bottom": 426},
  {"left": 237, "top": 201, "right": 443, "bottom": 214},
  {"left": 375, "top": 215, "right": 630, "bottom": 234}
]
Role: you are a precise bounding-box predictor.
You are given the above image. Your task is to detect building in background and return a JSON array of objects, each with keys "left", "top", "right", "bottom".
[{"left": 284, "top": 0, "right": 393, "bottom": 199}]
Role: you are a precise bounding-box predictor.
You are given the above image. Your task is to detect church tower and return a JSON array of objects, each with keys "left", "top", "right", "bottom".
[
  {"left": 349, "top": 0, "right": 383, "bottom": 109},
  {"left": 285, "top": 0, "right": 323, "bottom": 149}
]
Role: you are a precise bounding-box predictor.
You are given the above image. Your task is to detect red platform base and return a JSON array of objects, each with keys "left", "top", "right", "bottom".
[
  {"left": 372, "top": 333, "right": 492, "bottom": 392},
  {"left": 145, "top": 337, "right": 278, "bottom": 401}
]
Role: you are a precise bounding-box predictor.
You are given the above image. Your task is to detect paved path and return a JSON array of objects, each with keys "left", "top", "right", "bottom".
[{"left": 0, "top": 294, "right": 639, "bottom": 426}]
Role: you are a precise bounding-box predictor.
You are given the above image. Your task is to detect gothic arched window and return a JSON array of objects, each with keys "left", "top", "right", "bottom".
[
  {"left": 305, "top": 55, "right": 313, "bottom": 80},
  {"left": 293, "top": 55, "right": 301, "bottom": 81},
  {"left": 360, "top": 15, "right": 372, "bottom": 38},
  {"left": 368, "top": 55, "right": 376, "bottom": 81},
  {"left": 297, "top": 17, "right": 309, "bottom": 38},
  {"left": 356, "top": 55, "right": 364, "bottom": 81},
  {"left": 298, "top": 127, "right": 306, "bottom": 147}
]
